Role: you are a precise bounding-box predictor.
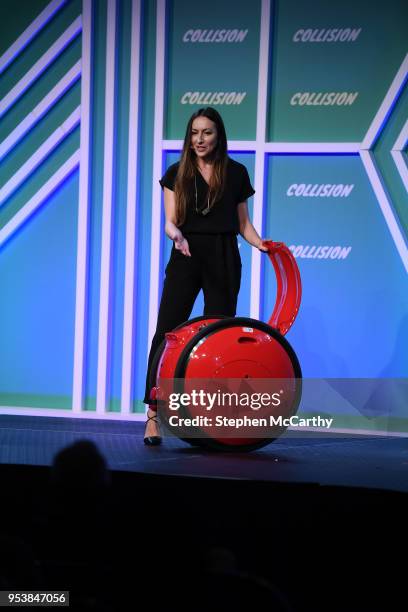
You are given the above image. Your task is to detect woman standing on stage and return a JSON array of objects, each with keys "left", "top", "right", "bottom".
[{"left": 143, "top": 107, "right": 268, "bottom": 445}]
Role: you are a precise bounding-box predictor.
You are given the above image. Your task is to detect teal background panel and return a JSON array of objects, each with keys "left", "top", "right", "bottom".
[
  {"left": 268, "top": 0, "right": 408, "bottom": 142},
  {"left": 165, "top": 0, "right": 261, "bottom": 140},
  {"left": 0, "top": 0, "right": 52, "bottom": 56},
  {"left": 0, "top": 170, "right": 79, "bottom": 408},
  {"left": 262, "top": 154, "right": 408, "bottom": 386}
]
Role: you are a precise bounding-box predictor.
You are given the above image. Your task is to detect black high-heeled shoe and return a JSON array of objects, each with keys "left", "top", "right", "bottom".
[{"left": 144, "top": 411, "right": 162, "bottom": 446}]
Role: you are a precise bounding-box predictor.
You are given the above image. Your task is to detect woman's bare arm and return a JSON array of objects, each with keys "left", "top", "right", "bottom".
[
  {"left": 163, "top": 187, "right": 191, "bottom": 256},
  {"left": 237, "top": 201, "right": 268, "bottom": 251}
]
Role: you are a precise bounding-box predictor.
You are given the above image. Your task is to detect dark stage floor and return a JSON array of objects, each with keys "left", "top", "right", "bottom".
[
  {"left": 0, "top": 414, "right": 407, "bottom": 611},
  {"left": 0, "top": 413, "right": 407, "bottom": 492}
]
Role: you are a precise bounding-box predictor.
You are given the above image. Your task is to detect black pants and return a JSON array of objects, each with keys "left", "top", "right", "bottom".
[{"left": 143, "top": 233, "right": 241, "bottom": 403}]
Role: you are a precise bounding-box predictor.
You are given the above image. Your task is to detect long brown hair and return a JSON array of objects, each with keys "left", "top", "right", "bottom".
[{"left": 174, "top": 107, "right": 228, "bottom": 225}]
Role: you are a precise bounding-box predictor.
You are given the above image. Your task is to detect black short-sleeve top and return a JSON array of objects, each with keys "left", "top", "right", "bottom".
[{"left": 159, "top": 157, "right": 255, "bottom": 234}]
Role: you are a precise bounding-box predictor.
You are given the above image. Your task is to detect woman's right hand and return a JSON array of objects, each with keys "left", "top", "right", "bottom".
[{"left": 173, "top": 230, "right": 191, "bottom": 257}]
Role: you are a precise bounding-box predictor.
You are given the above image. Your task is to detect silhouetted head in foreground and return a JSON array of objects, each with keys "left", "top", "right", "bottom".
[{"left": 52, "top": 439, "right": 110, "bottom": 489}]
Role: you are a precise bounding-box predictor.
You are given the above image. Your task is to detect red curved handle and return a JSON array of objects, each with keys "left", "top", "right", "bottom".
[{"left": 262, "top": 241, "right": 302, "bottom": 336}]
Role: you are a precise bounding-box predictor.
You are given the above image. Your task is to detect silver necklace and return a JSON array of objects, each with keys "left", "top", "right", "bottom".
[{"left": 194, "top": 174, "right": 211, "bottom": 216}]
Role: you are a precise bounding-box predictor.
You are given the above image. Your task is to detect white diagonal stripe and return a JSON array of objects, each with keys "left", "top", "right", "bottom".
[
  {"left": 392, "top": 118, "right": 408, "bottom": 152},
  {"left": 391, "top": 151, "right": 408, "bottom": 193},
  {"left": 362, "top": 53, "right": 408, "bottom": 149},
  {"left": 391, "top": 117, "right": 408, "bottom": 192},
  {"left": 0, "top": 0, "right": 67, "bottom": 74},
  {"left": 360, "top": 150, "right": 408, "bottom": 274},
  {"left": 0, "top": 107, "right": 80, "bottom": 204},
  {"left": 391, "top": 119, "right": 408, "bottom": 191},
  {"left": 0, "top": 16, "right": 82, "bottom": 119},
  {"left": 0, "top": 150, "right": 80, "bottom": 247},
  {"left": 0, "top": 61, "right": 81, "bottom": 161}
]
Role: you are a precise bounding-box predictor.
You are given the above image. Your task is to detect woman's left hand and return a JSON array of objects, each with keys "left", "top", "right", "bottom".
[{"left": 257, "top": 239, "right": 271, "bottom": 252}]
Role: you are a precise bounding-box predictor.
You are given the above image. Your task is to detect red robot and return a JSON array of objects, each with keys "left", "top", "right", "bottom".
[{"left": 148, "top": 241, "right": 302, "bottom": 452}]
